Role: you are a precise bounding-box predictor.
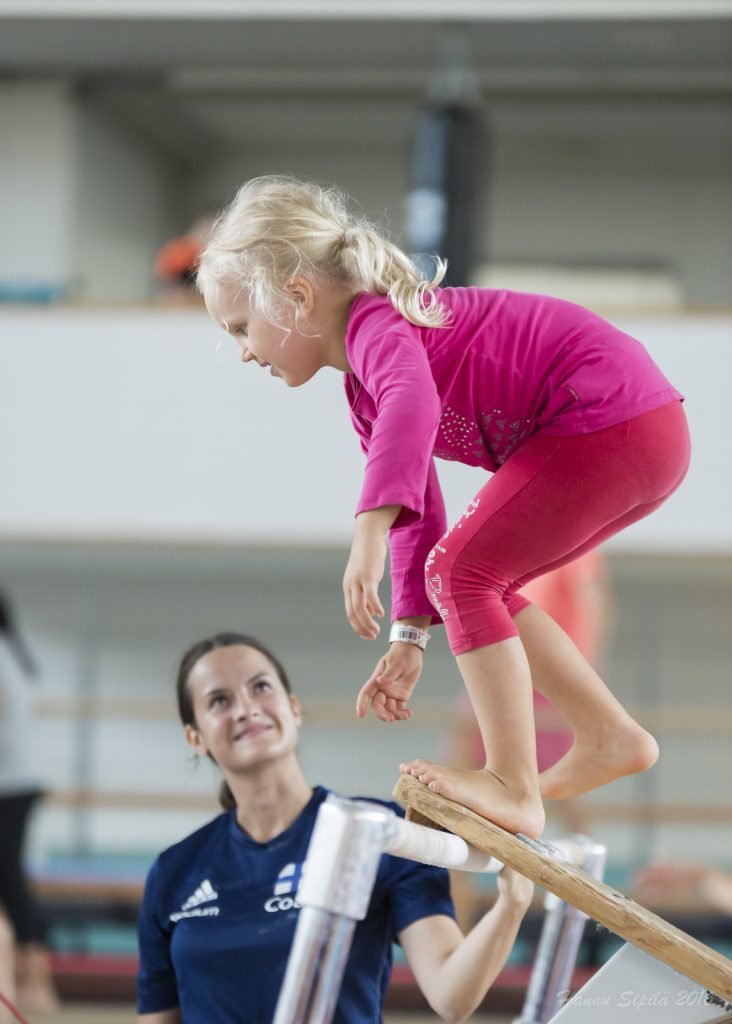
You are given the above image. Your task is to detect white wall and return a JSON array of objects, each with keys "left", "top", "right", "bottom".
[
  {"left": 75, "top": 99, "right": 177, "bottom": 301},
  {"left": 0, "top": 81, "right": 77, "bottom": 293},
  {"left": 2, "top": 85, "right": 731, "bottom": 305},
  {"left": 489, "top": 103, "right": 732, "bottom": 307},
  {"left": 0, "top": 80, "right": 177, "bottom": 301},
  {"left": 184, "top": 97, "right": 732, "bottom": 306},
  {"left": 0, "top": 308, "right": 729, "bottom": 550}
]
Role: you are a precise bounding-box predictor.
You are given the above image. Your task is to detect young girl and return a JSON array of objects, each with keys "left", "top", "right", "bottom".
[
  {"left": 136, "top": 632, "right": 533, "bottom": 1023},
  {"left": 197, "top": 175, "right": 690, "bottom": 840}
]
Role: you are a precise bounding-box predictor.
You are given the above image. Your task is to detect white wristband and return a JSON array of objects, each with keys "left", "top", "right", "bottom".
[{"left": 389, "top": 624, "right": 430, "bottom": 651}]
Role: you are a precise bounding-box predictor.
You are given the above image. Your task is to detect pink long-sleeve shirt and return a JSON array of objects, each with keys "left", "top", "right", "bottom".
[{"left": 343, "top": 287, "right": 682, "bottom": 621}]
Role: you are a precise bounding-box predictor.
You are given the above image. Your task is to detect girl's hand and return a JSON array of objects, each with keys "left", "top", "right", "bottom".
[
  {"left": 356, "top": 643, "right": 424, "bottom": 722},
  {"left": 496, "top": 866, "right": 534, "bottom": 910},
  {"left": 343, "top": 531, "right": 388, "bottom": 639}
]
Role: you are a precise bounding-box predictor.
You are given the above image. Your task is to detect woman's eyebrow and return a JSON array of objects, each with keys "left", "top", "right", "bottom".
[{"left": 202, "top": 686, "right": 229, "bottom": 702}]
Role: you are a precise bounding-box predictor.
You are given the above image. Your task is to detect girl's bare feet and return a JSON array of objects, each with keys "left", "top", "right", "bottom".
[
  {"left": 399, "top": 760, "right": 545, "bottom": 838},
  {"left": 539, "top": 724, "right": 659, "bottom": 800}
]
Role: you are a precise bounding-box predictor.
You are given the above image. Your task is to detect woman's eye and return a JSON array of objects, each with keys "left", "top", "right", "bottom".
[
  {"left": 210, "top": 694, "right": 228, "bottom": 708},
  {"left": 253, "top": 680, "right": 272, "bottom": 693}
]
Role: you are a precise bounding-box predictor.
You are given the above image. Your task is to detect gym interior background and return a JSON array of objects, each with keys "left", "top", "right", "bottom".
[{"left": 1, "top": 1, "right": 730, "bottom": 1020}]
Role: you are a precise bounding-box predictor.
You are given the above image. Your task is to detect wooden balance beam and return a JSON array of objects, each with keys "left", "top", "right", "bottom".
[{"left": 393, "top": 774, "right": 732, "bottom": 1003}]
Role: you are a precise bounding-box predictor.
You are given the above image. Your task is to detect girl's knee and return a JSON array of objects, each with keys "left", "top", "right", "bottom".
[{"left": 424, "top": 537, "right": 508, "bottom": 622}]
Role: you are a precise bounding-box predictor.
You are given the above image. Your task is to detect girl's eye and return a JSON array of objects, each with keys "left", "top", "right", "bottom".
[
  {"left": 210, "top": 694, "right": 229, "bottom": 708},
  {"left": 253, "top": 679, "right": 272, "bottom": 693}
]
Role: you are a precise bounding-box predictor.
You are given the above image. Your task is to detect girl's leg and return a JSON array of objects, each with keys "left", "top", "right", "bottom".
[
  {"left": 402, "top": 402, "right": 689, "bottom": 830},
  {"left": 514, "top": 603, "right": 658, "bottom": 798},
  {"left": 403, "top": 636, "right": 546, "bottom": 835}
]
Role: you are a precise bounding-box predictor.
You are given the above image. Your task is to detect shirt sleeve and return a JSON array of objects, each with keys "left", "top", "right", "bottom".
[
  {"left": 137, "top": 859, "right": 180, "bottom": 1014},
  {"left": 347, "top": 405, "right": 446, "bottom": 624},
  {"left": 346, "top": 327, "right": 447, "bottom": 622},
  {"left": 389, "top": 458, "right": 447, "bottom": 622},
  {"left": 349, "top": 327, "right": 442, "bottom": 526}
]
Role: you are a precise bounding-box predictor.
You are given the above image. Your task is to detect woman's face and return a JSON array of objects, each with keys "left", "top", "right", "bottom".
[{"left": 184, "top": 645, "right": 301, "bottom": 773}]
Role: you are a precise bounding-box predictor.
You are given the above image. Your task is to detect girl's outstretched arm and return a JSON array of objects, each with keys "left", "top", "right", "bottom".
[{"left": 399, "top": 868, "right": 534, "bottom": 1023}]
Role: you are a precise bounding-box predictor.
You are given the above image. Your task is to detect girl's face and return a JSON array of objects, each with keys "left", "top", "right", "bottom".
[
  {"left": 184, "top": 645, "right": 302, "bottom": 773},
  {"left": 205, "top": 280, "right": 323, "bottom": 388}
]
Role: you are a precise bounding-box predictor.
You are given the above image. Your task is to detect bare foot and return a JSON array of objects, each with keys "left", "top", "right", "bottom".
[
  {"left": 400, "top": 759, "right": 545, "bottom": 838},
  {"left": 539, "top": 725, "right": 659, "bottom": 799}
]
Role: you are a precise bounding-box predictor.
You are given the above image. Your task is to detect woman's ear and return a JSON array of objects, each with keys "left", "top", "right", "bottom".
[
  {"left": 184, "top": 722, "right": 208, "bottom": 758},
  {"left": 290, "top": 694, "right": 303, "bottom": 728}
]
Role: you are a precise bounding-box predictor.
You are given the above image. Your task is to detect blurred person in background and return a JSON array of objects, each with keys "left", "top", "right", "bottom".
[
  {"left": 633, "top": 862, "right": 732, "bottom": 917},
  {"left": 137, "top": 631, "right": 534, "bottom": 1024},
  {"left": 153, "top": 215, "right": 214, "bottom": 305},
  {"left": 0, "top": 592, "right": 59, "bottom": 1016}
]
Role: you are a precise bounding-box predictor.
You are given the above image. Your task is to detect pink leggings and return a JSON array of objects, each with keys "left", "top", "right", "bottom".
[{"left": 425, "top": 401, "right": 690, "bottom": 655}]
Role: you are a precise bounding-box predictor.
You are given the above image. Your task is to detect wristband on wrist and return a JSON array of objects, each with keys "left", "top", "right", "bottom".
[{"left": 388, "top": 623, "right": 430, "bottom": 651}]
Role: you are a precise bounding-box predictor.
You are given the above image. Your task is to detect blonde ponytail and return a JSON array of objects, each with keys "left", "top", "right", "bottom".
[{"left": 197, "top": 175, "right": 450, "bottom": 329}]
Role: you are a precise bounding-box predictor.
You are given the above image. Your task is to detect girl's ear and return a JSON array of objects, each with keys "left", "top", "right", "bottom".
[
  {"left": 287, "top": 276, "right": 315, "bottom": 314},
  {"left": 184, "top": 722, "right": 208, "bottom": 758}
]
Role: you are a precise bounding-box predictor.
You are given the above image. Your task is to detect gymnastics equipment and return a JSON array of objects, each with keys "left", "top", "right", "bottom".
[
  {"left": 396, "top": 774, "right": 732, "bottom": 1008},
  {"left": 273, "top": 777, "right": 732, "bottom": 1024}
]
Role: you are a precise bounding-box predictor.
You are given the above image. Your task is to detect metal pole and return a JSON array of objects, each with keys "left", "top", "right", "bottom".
[
  {"left": 272, "top": 796, "right": 390, "bottom": 1024},
  {"left": 515, "top": 837, "right": 607, "bottom": 1024}
]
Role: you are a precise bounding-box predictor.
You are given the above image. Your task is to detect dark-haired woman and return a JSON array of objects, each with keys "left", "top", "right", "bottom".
[
  {"left": 137, "top": 632, "right": 533, "bottom": 1024},
  {"left": 0, "top": 593, "right": 59, "bottom": 1017}
]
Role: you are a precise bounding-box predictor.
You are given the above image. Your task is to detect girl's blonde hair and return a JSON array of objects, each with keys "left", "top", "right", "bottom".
[{"left": 197, "top": 175, "right": 449, "bottom": 329}]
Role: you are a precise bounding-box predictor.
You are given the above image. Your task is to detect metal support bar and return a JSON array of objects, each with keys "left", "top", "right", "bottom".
[
  {"left": 272, "top": 797, "right": 390, "bottom": 1024},
  {"left": 273, "top": 796, "right": 598, "bottom": 1024},
  {"left": 515, "top": 836, "right": 607, "bottom": 1024}
]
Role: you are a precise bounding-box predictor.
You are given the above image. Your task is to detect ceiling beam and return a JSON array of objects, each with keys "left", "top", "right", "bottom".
[{"left": 1, "top": 0, "right": 731, "bottom": 20}]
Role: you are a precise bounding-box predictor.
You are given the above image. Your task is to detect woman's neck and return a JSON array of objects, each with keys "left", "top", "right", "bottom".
[{"left": 229, "top": 760, "right": 313, "bottom": 844}]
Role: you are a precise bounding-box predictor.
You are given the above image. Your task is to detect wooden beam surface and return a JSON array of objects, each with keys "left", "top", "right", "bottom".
[{"left": 393, "top": 774, "right": 732, "bottom": 1002}]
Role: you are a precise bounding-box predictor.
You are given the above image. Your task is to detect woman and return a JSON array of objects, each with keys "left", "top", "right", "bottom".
[
  {"left": 0, "top": 592, "right": 58, "bottom": 1018},
  {"left": 137, "top": 631, "right": 533, "bottom": 1023}
]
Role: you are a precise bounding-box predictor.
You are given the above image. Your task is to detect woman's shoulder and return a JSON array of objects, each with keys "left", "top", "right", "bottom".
[
  {"left": 151, "top": 811, "right": 232, "bottom": 874},
  {"left": 354, "top": 795, "right": 405, "bottom": 818}
]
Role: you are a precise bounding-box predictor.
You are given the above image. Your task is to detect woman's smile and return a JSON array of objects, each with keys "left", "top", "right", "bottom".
[{"left": 233, "top": 723, "right": 272, "bottom": 742}]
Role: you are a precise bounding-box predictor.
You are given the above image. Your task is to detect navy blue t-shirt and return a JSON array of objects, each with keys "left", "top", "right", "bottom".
[{"left": 137, "top": 786, "right": 454, "bottom": 1022}]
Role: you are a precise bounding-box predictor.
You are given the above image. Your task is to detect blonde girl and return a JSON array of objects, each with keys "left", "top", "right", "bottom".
[{"left": 197, "top": 176, "right": 689, "bottom": 839}]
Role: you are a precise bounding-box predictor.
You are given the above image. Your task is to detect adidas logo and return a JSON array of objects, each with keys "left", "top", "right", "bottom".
[
  {"left": 264, "top": 862, "right": 303, "bottom": 913},
  {"left": 170, "top": 879, "right": 220, "bottom": 922},
  {"left": 182, "top": 879, "right": 218, "bottom": 910}
]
